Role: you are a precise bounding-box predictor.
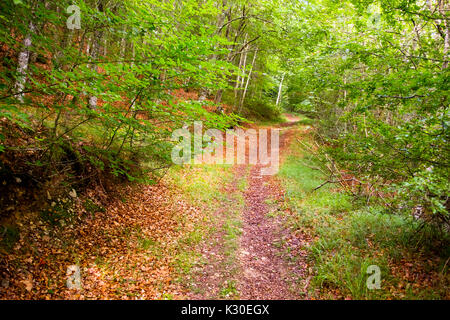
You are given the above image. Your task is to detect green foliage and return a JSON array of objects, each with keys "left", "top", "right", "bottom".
[
  {"left": 83, "top": 198, "right": 105, "bottom": 215},
  {"left": 279, "top": 131, "right": 449, "bottom": 299},
  {"left": 241, "top": 96, "right": 282, "bottom": 120},
  {"left": 40, "top": 197, "right": 75, "bottom": 226},
  {"left": 395, "top": 170, "right": 450, "bottom": 216},
  {"left": 0, "top": 225, "right": 20, "bottom": 252},
  {"left": 0, "top": 0, "right": 448, "bottom": 299},
  {"left": 280, "top": 0, "right": 450, "bottom": 223},
  {"left": 0, "top": 0, "right": 243, "bottom": 198}
]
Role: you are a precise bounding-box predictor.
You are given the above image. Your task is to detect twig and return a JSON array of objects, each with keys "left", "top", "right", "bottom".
[
  {"left": 441, "top": 256, "right": 450, "bottom": 275},
  {"left": 312, "top": 178, "right": 355, "bottom": 192}
]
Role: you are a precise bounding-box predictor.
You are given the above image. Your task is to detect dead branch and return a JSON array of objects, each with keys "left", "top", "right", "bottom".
[{"left": 312, "top": 178, "right": 355, "bottom": 192}]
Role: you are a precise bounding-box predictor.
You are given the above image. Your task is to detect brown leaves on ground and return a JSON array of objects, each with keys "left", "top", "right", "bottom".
[
  {"left": 237, "top": 164, "right": 307, "bottom": 300},
  {"left": 386, "top": 254, "right": 450, "bottom": 299},
  {"left": 236, "top": 125, "right": 310, "bottom": 300},
  {"left": 0, "top": 179, "right": 204, "bottom": 300}
]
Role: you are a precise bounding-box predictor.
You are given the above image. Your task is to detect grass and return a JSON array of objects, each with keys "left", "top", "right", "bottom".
[
  {"left": 237, "top": 174, "right": 248, "bottom": 192},
  {"left": 223, "top": 203, "right": 244, "bottom": 260},
  {"left": 174, "top": 251, "right": 202, "bottom": 275},
  {"left": 257, "top": 114, "right": 288, "bottom": 127},
  {"left": 166, "top": 164, "right": 237, "bottom": 280},
  {"left": 182, "top": 227, "right": 204, "bottom": 247},
  {"left": 173, "top": 226, "right": 206, "bottom": 276},
  {"left": 138, "top": 237, "right": 160, "bottom": 253},
  {"left": 166, "top": 161, "right": 247, "bottom": 298},
  {"left": 168, "top": 164, "right": 233, "bottom": 208},
  {"left": 0, "top": 224, "right": 20, "bottom": 252},
  {"left": 219, "top": 280, "right": 239, "bottom": 298},
  {"left": 295, "top": 118, "right": 316, "bottom": 126},
  {"left": 278, "top": 126, "right": 449, "bottom": 299}
]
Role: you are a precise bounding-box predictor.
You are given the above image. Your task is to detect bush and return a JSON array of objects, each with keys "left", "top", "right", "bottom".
[{"left": 241, "top": 97, "right": 281, "bottom": 121}]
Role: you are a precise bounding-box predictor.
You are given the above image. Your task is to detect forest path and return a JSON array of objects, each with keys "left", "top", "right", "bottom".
[
  {"left": 186, "top": 114, "right": 308, "bottom": 300},
  {"left": 237, "top": 115, "right": 305, "bottom": 299}
]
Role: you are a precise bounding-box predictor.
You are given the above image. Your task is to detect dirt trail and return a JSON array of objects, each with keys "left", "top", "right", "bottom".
[
  {"left": 237, "top": 115, "right": 305, "bottom": 299},
  {"left": 187, "top": 114, "right": 307, "bottom": 300},
  {"left": 238, "top": 164, "right": 297, "bottom": 299},
  {"left": 187, "top": 164, "right": 248, "bottom": 299}
]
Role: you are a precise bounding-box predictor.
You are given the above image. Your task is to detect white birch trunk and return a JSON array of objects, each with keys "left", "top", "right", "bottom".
[
  {"left": 234, "top": 34, "right": 247, "bottom": 99},
  {"left": 439, "top": 0, "right": 449, "bottom": 69},
  {"left": 88, "top": 30, "right": 102, "bottom": 109},
  {"left": 240, "top": 44, "right": 248, "bottom": 89},
  {"left": 234, "top": 51, "right": 244, "bottom": 98},
  {"left": 14, "top": 21, "right": 35, "bottom": 102},
  {"left": 276, "top": 73, "right": 285, "bottom": 107},
  {"left": 103, "top": 38, "right": 107, "bottom": 56},
  {"left": 86, "top": 36, "right": 91, "bottom": 56},
  {"left": 443, "top": 22, "right": 450, "bottom": 69},
  {"left": 239, "top": 48, "right": 258, "bottom": 112}
]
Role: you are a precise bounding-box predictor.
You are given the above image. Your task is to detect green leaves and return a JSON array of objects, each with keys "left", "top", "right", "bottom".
[
  {"left": 0, "top": 133, "right": 4, "bottom": 153},
  {"left": 0, "top": 0, "right": 248, "bottom": 183},
  {"left": 280, "top": 0, "right": 450, "bottom": 220}
]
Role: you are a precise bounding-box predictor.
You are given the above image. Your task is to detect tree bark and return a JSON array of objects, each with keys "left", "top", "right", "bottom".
[
  {"left": 276, "top": 73, "right": 285, "bottom": 107},
  {"left": 14, "top": 21, "right": 36, "bottom": 102},
  {"left": 240, "top": 38, "right": 249, "bottom": 89},
  {"left": 88, "top": 29, "right": 102, "bottom": 109},
  {"left": 440, "top": 1, "right": 449, "bottom": 68},
  {"left": 234, "top": 33, "right": 247, "bottom": 99},
  {"left": 88, "top": 2, "right": 104, "bottom": 109},
  {"left": 239, "top": 48, "right": 258, "bottom": 112}
]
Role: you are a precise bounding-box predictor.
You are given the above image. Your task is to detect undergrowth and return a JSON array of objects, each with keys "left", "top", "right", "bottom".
[{"left": 279, "top": 125, "right": 450, "bottom": 300}]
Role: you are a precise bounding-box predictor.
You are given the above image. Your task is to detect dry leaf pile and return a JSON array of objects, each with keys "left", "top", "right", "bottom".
[{"left": 0, "top": 180, "right": 204, "bottom": 300}]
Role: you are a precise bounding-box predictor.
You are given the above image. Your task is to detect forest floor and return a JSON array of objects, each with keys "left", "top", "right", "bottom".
[
  {"left": 1, "top": 114, "right": 448, "bottom": 299},
  {"left": 185, "top": 115, "right": 309, "bottom": 300},
  {"left": 0, "top": 114, "right": 310, "bottom": 300}
]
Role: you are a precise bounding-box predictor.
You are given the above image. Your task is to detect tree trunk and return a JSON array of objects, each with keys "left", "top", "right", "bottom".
[
  {"left": 88, "top": 29, "right": 102, "bottom": 109},
  {"left": 14, "top": 21, "right": 36, "bottom": 102},
  {"left": 239, "top": 48, "right": 258, "bottom": 112},
  {"left": 440, "top": 1, "right": 449, "bottom": 69},
  {"left": 276, "top": 73, "right": 285, "bottom": 107},
  {"left": 120, "top": 26, "right": 127, "bottom": 59},
  {"left": 240, "top": 40, "right": 248, "bottom": 89},
  {"left": 103, "top": 38, "right": 108, "bottom": 56},
  {"left": 87, "top": 2, "right": 105, "bottom": 109},
  {"left": 131, "top": 42, "right": 135, "bottom": 67},
  {"left": 234, "top": 33, "right": 247, "bottom": 99}
]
